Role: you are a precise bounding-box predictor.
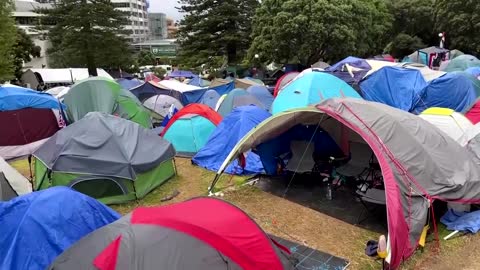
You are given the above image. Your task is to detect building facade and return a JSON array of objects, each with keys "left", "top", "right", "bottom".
[
  {"left": 132, "top": 39, "right": 177, "bottom": 59},
  {"left": 13, "top": 0, "right": 52, "bottom": 69},
  {"left": 148, "top": 13, "right": 167, "bottom": 40},
  {"left": 111, "top": 0, "right": 149, "bottom": 43}
]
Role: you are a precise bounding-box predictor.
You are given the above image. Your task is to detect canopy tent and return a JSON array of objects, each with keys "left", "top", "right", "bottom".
[
  {"left": 464, "top": 98, "right": 480, "bottom": 124},
  {"left": 0, "top": 85, "right": 65, "bottom": 160},
  {"left": 0, "top": 157, "right": 31, "bottom": 200},
  {"left": 360, "top": 67, "right": 427, "bottom": 111},
  {"left": 34, "top": 112, "right": 176, "bottom": 204},
  {"left": 168, "top": 70, "right": 197, "bottom": 78},
  {"left": 0, "top": 187, "right": 119, "bottom": 270},
  {"left": 441, "top": 54, "right": 480, "bottom": 72},
  {"left": 419, "top": 107, "right": 473, "bottom": 142},
  {"left": 216, "top": 89, "right": 265, "bottom": 117},
  {"left": 162, "top": 104, "right": 222, "bottom": 157},
  {"left": 273, "top": 72, "right": 300, "bottom": 97},
  {"left": 272, "top": 71, "right": 362, "bottom": 114},
  {"left": 48, "top": 197, "right": 293, "bottom": 270},
  {"left": 210, "top": 98, "right": 480, "bottom": 269},
  {"left": 116, "top": 78, "right": 144, "bottom": 90},
  {"left": 193, "top": 106, "right": 270, "bottom": 175},
  {"left": 64, "top": 77, "right": 152, "bottom": 128},
  {"left": 246, "top": 85, "right": 274, "bottom": 112},
  {"left": 200, "top": 89, "right": 221, "bottom": 109},
  {"left": 411, "top": 72, "right": 477, "bottom": 114},
  {"left": 143, "top": 94, "right": 183, "bottom": 117},
  {"left": 21, "top": 68, "right": 113, "bottom": 89}
]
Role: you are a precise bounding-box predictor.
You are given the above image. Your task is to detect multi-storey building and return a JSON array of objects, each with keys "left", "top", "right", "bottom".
[
  {"left": 111, "top": 0, "right": 149, "bottom": 43},
  {"left": 148, "top": 13, "right": 167, "bottom": 40},
  {"left": 13, "top": 0, "right": 52, "bottom": 68}
]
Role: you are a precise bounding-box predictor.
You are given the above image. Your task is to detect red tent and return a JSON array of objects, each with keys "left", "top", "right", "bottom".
[
  {"left": 161, "top": 104, "right": 222, "bottom": 136},
  {"left": 48, "top": 197, "right": 293, "bottom": 270},
  {"left": 464, "top": 98, "right": 480, "bottom": 124},
  {"left": 273, "top": 72, "right": 299, "bottom": 97}
]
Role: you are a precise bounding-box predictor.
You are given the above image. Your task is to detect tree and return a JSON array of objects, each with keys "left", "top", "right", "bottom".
[
  {"left": 0, "top": 0, "right": 16, "bottom": 81},
  {"left": 153, "top": 67, "right": 167, "bottom": 79},
  {"left": 137, "top": 50, "right": 156, "bottom": 66},
  {"left": 248, "top": 0, "right": 392, "bottom": 66},
  {"left": 13, "top": 28, "right": 41, "bottom": 79},
  {"left": 177, "top": 0, "right": 259, "bottom": 68},
  {"left": 435, "top": 0, "right": 480, "bottom": 55},
  {"left": 384, "top": 33, "right": 425, "bottom": 59},
  {"left": 37, "top": 0, "right": 133, "bottom": 76}
]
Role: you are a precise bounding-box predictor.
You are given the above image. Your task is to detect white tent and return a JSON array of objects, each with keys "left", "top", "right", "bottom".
[
  {"left": 157, "top": 79, "right": 203, "bottom": 93},
  {"left": 420, "top": 107, "right": 473, "bottom": 142},
  {"left": 21, "top": 68, "right": 113, "bottom": 89}
]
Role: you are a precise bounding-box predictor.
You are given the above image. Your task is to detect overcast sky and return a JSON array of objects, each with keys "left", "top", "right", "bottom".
[{"left": 149, "top": 0, "right": 183, "bottom": 21}]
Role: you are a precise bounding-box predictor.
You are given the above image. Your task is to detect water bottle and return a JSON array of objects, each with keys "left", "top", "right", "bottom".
[{"left": 326, "top": 183, "right": 332, "bottom": 200}]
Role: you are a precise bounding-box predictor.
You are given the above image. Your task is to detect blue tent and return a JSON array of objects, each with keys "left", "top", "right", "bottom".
[
  {"left": 246, "top": 85, "right": 274, "bottom": 112},
  {"left": 465, "top": 67, "right": 480, "bottom": 78},
  {"left": 256, "top": 125, "right": 344, "bottom": 175},
  {"left": 116, "top": 78, "right": 144, "bottom": 90},
  {"left": 200, "top": 89, "right": 221, "bottom": 109},
  {"left": 0, "top": 85, "right": 64, "bottom": 111},
  {"left": 360, "top": 67, "right": 427, "bottom": 111},
  {"left": 169, "top": 70, "right": 197, "bottom": 78},
  {"left": 0, "top": 187, "right": 119, "bottom": 270},
  {"left": 271, "top": 71, "right": 362, "bottom": 114},
  {"left": 327, "top": 56, "right": 371, "bottom": 72},
  {"left": 193, "top": 106, "right": 270, "bottom": 174},
  {"left": 411, "top": 72, "right": 477, "bottom": 114},
  {"left": 188, "top": 76, "right": 211, "bottom": 87}
]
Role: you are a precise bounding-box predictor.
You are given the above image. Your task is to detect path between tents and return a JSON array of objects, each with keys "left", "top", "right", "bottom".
[{"left": 9, "top": 157, "right": 480, "bottom": 269}]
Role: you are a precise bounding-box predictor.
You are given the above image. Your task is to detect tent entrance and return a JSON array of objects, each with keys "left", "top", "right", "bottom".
[{"left": 68, "top": 176, "right": 128, "bottom": 199}]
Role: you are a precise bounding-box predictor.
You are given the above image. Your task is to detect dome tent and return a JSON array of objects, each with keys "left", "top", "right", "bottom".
[
  {"left": 34, "top": 112, "right": 176, "bottom": 204},
  {"left": 273, "top": 72, "right": 299, "bottom": 97},
  {"left": 64, "top": 77, "right": 152, "bottom": 128},
  {"left": 162, "top": 104, "right": 222, "bottom": 157},
  {"left": 193, "top": 106, "right": 270, "bottom": 175},
  {"left": 272, "top": 71, "right": 362, "bottom": 114},
  {"left": 246, "top": 85, "right": 274, "bottom": 112},
  {"left": 211, "top": 98, "right": 480, "bottom": 269},
  {"left": 0, "top": 187, "right": 119, "bottom": 270},
  {"left": 143, "top": 94, "right": 183, "bottom": 117},
  {"left": 419, "top": 107, "right": 473, "bottom": 142},
  {"left": 200, "top": 89, "right": 221, "bottom": 109},
  {"left": 48, "top": 197, "right": 293, "bottom": 270},
  {"left": 216, "top": 89, "right": 265, "bottom": 117},
  {"left": 0, "top": 85, "right": 65, "bottom": 160}
]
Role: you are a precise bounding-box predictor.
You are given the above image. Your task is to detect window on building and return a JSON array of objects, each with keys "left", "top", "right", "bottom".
[{"left": 113, "top": 3, "right": 129, "bottom": 8}]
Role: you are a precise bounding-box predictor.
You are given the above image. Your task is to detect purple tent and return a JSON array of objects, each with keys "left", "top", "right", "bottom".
[
  {"left": 327, "top": 56, "right": 371, "bottom": 72},
  {"left": 169, "top": 70, "right": 197, "bottom": 79}
]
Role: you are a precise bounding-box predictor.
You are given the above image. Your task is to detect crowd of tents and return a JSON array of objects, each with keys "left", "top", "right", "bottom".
[{"left": 1, "top": 48, "right": 480, "bottom": 269}]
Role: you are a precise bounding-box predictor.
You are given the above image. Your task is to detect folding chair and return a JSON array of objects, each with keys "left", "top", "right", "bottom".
[
  {"left": 356, "top": 188, "right": 386, "bottom": 224},
  {"left": 285, "top": 141, "right": 315, "bottom": 174},
  {"left": 336, "top": 141, "right": 372, "bottom": 180}
]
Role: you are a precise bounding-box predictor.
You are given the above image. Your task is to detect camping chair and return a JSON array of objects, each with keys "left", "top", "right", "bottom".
[
  {"left": 285, "top": 141, "right": 316, "bottom": 174},
  {"left": 336, "top": 141, "right": 372, "bottom": 180},
  {"left": 356, "top": 188, "right": 387, "bottom": 224}
]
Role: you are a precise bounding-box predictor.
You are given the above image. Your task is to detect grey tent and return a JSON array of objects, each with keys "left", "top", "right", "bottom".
[
  {"left": 33, "top": 112, "right": 176, "bottom": 204},
  {"left": 48, "top": 197, "right": 294, "bottom": 270},
  {"left": 0, "top": 157, "right": 32, "bottom": 200},
  {"left": 210, "top": 98, "right": 480, "bottom": 268},
  {"left": 143, "top": 94, "right": 183, "bottom": 117}
]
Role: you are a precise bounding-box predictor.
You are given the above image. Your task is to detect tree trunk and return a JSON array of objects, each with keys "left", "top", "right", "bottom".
[{"left": 82, "top": 0, "right": 97, "bottom": 76}]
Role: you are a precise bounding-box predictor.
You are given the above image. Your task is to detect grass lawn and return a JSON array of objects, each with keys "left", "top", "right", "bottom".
[{"left": 9, "top": 157, "right": 480, "bottom": 269}]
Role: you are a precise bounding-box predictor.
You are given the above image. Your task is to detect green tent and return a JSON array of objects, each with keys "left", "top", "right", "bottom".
[
  {"left": 33, "top": 112, "right": 176, "bottom": 204},
  {"left": 443, "top": 55, "right": 480, "bottom": 72},
  {"left": 64, "top": 77, "right": 152, "bottom": 128}
]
